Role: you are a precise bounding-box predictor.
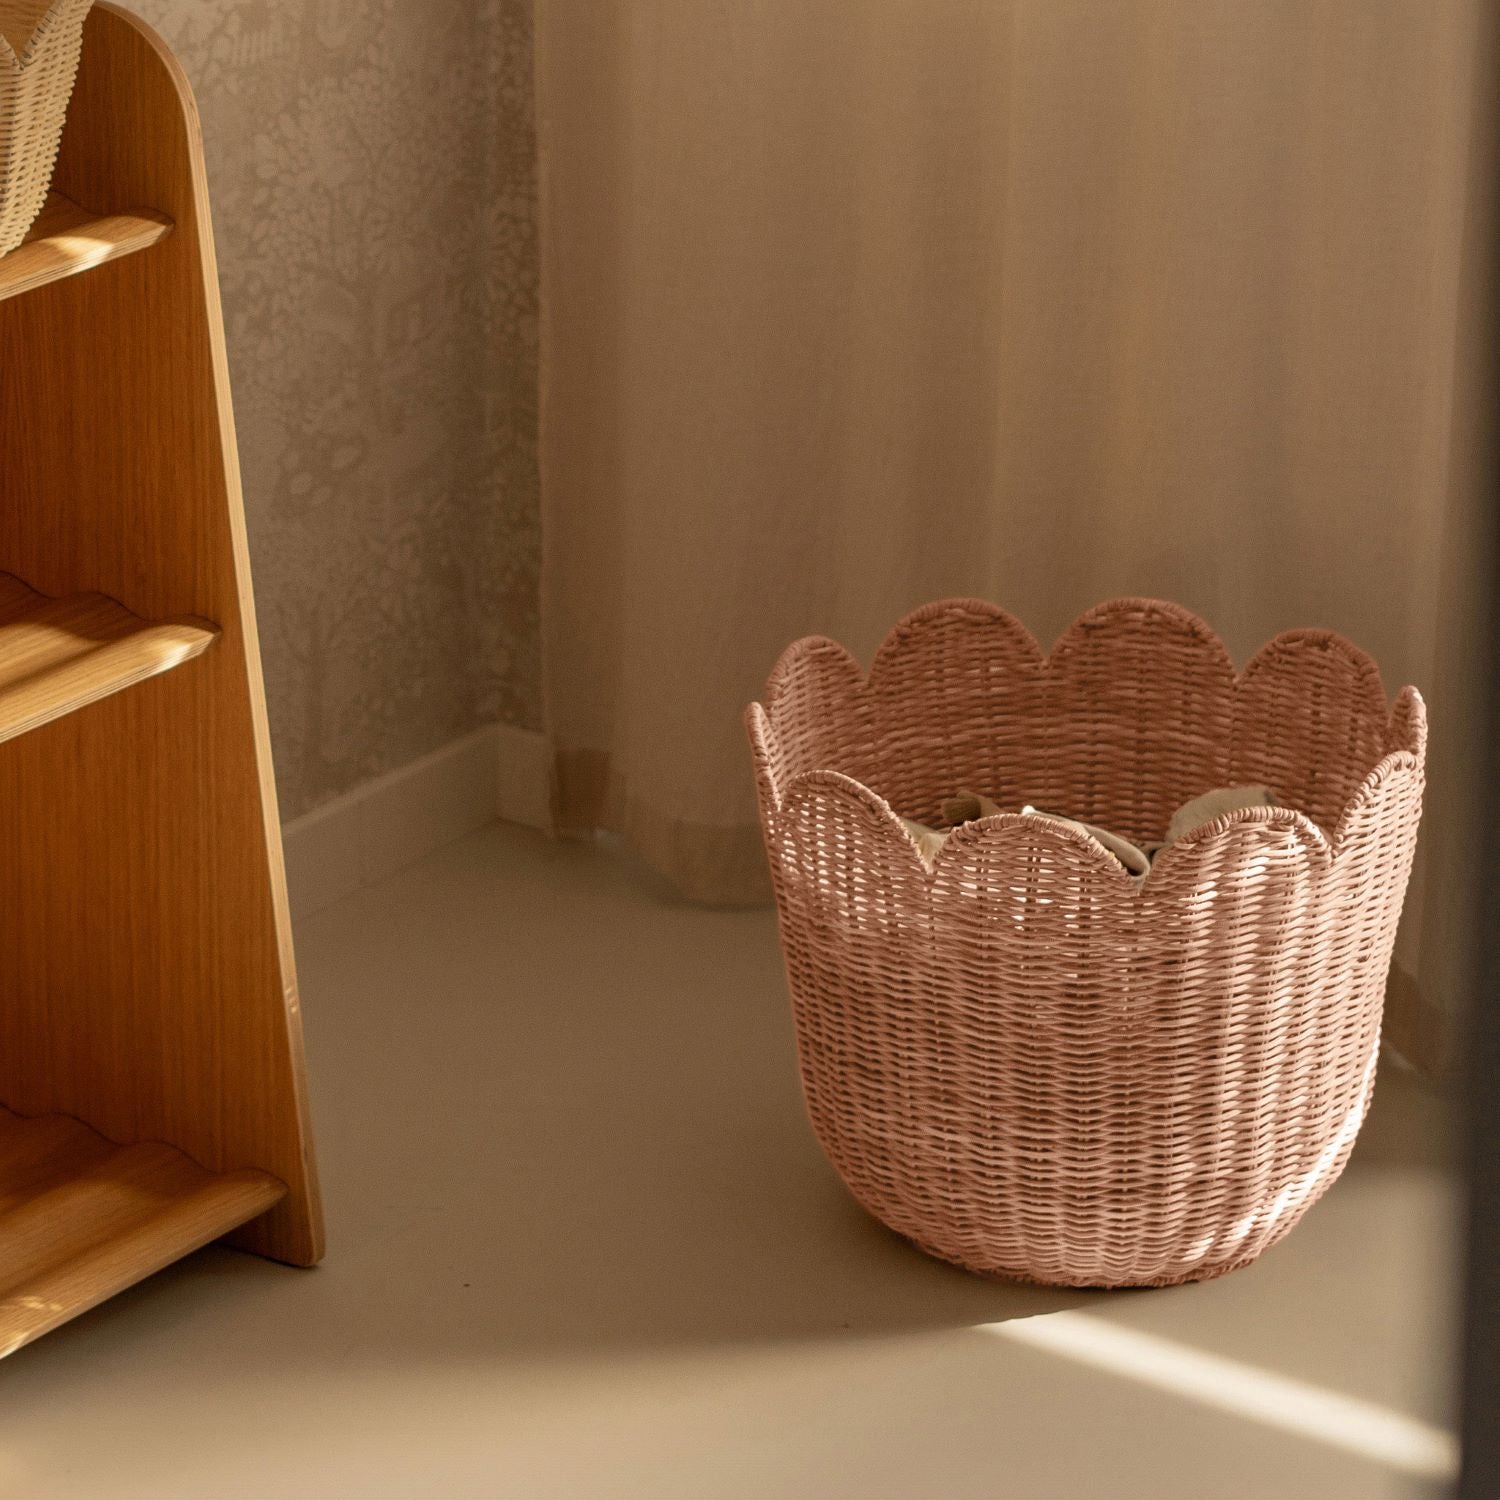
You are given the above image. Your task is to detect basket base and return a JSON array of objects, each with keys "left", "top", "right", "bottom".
[{"left": 901, "top": 1230, "right": 1273, "bottom": 1291}]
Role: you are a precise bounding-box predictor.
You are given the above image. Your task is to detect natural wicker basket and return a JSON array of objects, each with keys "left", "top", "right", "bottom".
[
  {"left": 746, "top": 598, "right": 1425, "bottom": 1288},
  {"left": 0, "top": 0, "right": 94, "bottom": 256}
]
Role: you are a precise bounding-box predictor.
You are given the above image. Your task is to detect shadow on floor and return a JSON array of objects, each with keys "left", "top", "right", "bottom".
[
  {"left": 33, "top": 826, "right": 1098, "bottom": 1375},
  {"left": 27, "top": 823, "right": 1447, "bottom": 1378}
]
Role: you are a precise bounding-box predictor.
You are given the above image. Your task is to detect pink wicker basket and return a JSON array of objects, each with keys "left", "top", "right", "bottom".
[{"left": 746, "top": 598, "right": 1425, "bottom": 1288}]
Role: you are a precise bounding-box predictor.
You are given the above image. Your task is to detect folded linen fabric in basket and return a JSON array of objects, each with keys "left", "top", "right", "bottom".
[
  {"left": 899, "top": 792, "right": 1004, "bottom": 863},
  {"left": 901, "top": 784, "right": 1277, "bottom": 875},
  {"left": 1165, "top": 784, "right": 1278, "bottom": 845},
  {"left": 1020, "top": 806, "right": 1152, "bottom": 876}
]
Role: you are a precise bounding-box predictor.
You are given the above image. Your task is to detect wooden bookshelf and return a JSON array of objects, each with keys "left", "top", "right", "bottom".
[
  {"left": 0, "top": 572, "right": 216, "bottom": 744},
  {"left": 0, "top": 4, "right": 324, "bottom": 1359},
  {"left": 0, "top": 1107, "right": 286, "bottom": 1357},
  {"left": 0, "top": 192, "right": 171, "bottom": 304}
]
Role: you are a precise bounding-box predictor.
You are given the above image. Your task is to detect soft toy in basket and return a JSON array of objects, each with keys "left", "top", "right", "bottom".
[{"left": 746, "top": 598, "right": 1424, "bottom": 1288}]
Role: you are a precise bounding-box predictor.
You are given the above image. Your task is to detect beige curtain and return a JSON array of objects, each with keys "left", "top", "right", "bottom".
[{"left": 536, "top": 1, "right": 1492, "bottom": 1035}]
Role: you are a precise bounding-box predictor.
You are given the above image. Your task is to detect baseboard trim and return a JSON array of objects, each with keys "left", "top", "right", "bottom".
[
  {"left": 495, "top": 720, "right": 554, "bottom": 831},
  {"left": 282, "top": 724, "right": 552, "bottom": 921}
]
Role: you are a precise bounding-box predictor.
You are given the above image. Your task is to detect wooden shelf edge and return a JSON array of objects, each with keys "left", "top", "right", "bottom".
[
  {"left": 0, "top": 193, "right": 173, "bottom": 305},
  {"left": 0, "top": 1106, "right": 287, "bottom": 1358},
  {"left": 0, "top": 573, "right": 218, "bottom": 746}
]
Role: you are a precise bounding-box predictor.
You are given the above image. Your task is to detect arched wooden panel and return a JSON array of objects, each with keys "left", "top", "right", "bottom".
[{"left": 0, "top": 1, "right": 323, "bottom": 1341}]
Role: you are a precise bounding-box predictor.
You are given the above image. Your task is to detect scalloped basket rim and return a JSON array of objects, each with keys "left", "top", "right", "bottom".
[
  {"left": 747, "top": 595, "right": 1426, "bottom": 892},
  {"left": 761, "top": 595, "right": 1390, "bottom": 710},
  {"left": 760, "top": 747, "right": 1422, "bottom": 892}
]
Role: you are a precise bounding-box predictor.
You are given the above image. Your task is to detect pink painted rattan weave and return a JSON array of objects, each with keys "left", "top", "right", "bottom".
[{"left": 746, "top": 598, "right": 1425, "bottom": 1287}]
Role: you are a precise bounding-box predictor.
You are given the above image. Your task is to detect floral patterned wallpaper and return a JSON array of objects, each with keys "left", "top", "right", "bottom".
[{"left": 131, "top": 0, "right": 542, "bottom": 819}]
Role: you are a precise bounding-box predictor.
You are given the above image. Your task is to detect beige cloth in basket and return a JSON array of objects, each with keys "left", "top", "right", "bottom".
[{"left": 901, "top": 784, "right": 1277, "bottom": 874}]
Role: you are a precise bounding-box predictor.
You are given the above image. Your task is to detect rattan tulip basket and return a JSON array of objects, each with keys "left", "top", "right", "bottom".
[
  {"left": 0, "top": 0, "right": 94, "bottom": 255},
  {"left": 746, "top": 598, "right": 1425, "bottom": 1288}
]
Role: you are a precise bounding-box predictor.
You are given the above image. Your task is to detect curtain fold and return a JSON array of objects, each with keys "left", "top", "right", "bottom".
[{"left": 536, "top": 0, "right": 1492, "bottom": 1029}]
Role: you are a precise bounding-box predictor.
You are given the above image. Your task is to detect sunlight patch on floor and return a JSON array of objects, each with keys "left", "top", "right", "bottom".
[{"left": 984, "top": 1312, "right": 1458, "bottom": 1481}]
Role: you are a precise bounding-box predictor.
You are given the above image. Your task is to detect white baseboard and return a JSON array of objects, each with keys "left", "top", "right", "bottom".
[
  {"left": 281, "top": 723, "right": 553, "bottom": 920},
  {"left": 495, "top": 720, "right": 554, "bottom": 831}
]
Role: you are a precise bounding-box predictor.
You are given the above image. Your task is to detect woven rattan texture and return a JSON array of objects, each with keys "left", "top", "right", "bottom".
[
  {"left": 747, "top": 598, "right": 1425, "bottom": 1287},
  {"left": 0, "top": 1, "right": 93, "bottom": 255}
]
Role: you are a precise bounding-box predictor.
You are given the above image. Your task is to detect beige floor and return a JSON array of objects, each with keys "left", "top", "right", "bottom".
[{"left": 4, "top": 823, "right": 1461, "bottom": 1500}]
